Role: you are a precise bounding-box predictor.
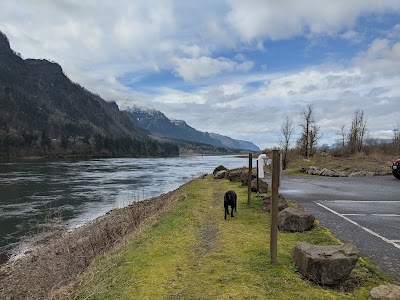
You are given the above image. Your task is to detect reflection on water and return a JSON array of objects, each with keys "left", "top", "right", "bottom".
[{"left": 0, "top": 155, "right": 249, "bottom": 263}]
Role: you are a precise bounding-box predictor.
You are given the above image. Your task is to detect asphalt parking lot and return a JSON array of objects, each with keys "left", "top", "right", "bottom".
[
  {"left": 279, "top": 174, "right": 400, "bottom": 283},
  {"left": 316, "top": 200, "right": 400, "bottom": 249}
]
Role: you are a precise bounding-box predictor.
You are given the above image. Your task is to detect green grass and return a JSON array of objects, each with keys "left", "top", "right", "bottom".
[{"left": 73, "top": 176, "right": 388, "bottom": 299}]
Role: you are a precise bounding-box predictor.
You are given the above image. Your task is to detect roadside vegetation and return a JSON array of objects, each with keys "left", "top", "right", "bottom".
[
  {"left": 65, "top": 176, "right": 388, "bottom": 300},
  {"left": 284, "top": 154, "right": 396, "bottom": 175},
  {"left": 277, "top": 104, "right": 399, "bottom": 174}
]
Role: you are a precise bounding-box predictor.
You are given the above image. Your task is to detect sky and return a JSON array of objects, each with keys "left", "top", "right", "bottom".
[{"left": 1, "top": 0, "right": 400, "bottom": 149}]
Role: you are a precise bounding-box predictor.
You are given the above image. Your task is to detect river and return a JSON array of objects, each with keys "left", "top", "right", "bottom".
[{"left": 0, "top": 155, "right": 250, "bottom": 263}]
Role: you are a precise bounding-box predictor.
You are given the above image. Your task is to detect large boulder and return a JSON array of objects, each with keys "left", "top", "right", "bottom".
[
  {"left": 227, "top": 169, "right": 243, "bottom": 182},
  {"left": 240, "top": 171, "right": 256, "bottom": 186},
  {"left": 263, "top": 195, "right": 288, "bottom": 212},
  {"left": 369, "top": 284, "right": 400, "bottom": 300},
  {"left": 213, "top": 165, "right": 227, "bottom": 175},
  {"left": 292, "top": 242, "right": 360, "bottom": 285},
  {"left": 278, "top": 207, "right": 314, "bottom": 232},
  {"left": 251, "top": 178, "right": 268, "bottom": 193},
  {"left": 214, "top": 170, "right": 227, "bottom": 179}
]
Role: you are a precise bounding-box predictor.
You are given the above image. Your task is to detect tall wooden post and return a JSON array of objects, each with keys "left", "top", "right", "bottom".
[
  {"left": 270, "top": 149, "right": 280, "bottom": 265},
  {"left": 247, "top": 153, "right": 252, "bottom": 206}
]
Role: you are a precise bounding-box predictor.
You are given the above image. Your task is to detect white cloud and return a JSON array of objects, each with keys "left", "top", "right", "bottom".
[
  {"left": 225, "top": 0, "right": 400, "bottom": 41},
  {"left": 172, "top": 56, "right": 254, "bottom": 81},
  {"left": 0, "top": 1, "right": 399, "bottom": 148},
  {"left": 339, "top": 30, "right": 362, "bottom": 43},
  {"left": 354, "top": 38, "right": 400, "bottom": 75}
]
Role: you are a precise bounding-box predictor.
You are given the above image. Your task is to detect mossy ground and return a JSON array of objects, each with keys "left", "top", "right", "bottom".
[{"left": 73, "top": 176, "right": 388, "bottom": 299}]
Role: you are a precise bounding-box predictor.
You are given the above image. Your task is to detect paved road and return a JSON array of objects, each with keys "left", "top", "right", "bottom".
[{"left": 279, "top": 174, "right": 400, "bottom": 283}]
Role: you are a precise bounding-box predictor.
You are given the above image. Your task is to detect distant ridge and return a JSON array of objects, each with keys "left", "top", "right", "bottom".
[{"left": 126, "top": 106, "right": 260, "bottom": 151}]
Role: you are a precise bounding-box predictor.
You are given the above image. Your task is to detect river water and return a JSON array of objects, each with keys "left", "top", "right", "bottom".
[{"left": 0, "top": 155, "right": 249, "bottom": 263}]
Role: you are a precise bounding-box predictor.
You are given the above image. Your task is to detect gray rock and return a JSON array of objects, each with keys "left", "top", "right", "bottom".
[
  {"left": 278, "top": 207, "right": 315, "bottom": 232},
  {"left": 306, "top": 166, "right": 380, "bottom": 178},
  {"left": 214, "top": 170, "right": 227, "bottom": 179},
  {"left": 292, "top": 242, "right": 360, "bottom": 285},
  {"left": 251, "top": 178, "right": 268, "bottom": 193},
  {"left": 306, "top": 166, "right": 318, "bottom": 175},
  {"left": 262, "top": 195, "right": 288, "bottom": 212},
  {"left": 336, "top": 171, "right": 348, "bottom": 177},
  {"left": 213, "top": 165, "right": 227, "bottom": 175},
  {"left": 240, "top": 171, "right": 257, "bottom": 186},
  {"left": 369, "top": 284, "right": 400, "bottom": 300},
  {"left": 227, "top": 169, "right": 243, "bottom": 182}
]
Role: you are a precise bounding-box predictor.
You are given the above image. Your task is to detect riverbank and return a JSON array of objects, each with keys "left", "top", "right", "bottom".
[
  {"left": 0, "top": 155, "right": 248, "bottom": 269},
  {"left": 6, "top": 175, "right": 385, "bottom": 299},
  {"left": 0, "top": 186, "right": 188, "bottom": 299}
]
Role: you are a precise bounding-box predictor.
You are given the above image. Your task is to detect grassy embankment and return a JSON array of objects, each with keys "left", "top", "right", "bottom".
[
  {"left": 71, "top": 175, "right": 388, "bottom": 299},
  {"left": 283, "top": 154, "right": 396, "bottom": 175}
]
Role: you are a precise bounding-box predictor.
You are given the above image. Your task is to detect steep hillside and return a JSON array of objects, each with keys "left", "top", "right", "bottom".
[
  {"left": 0, "top": 31, "right": 178, "bottom": 158},
  {"left": 127, "top": 106, "right": 259, "bottom": 151},
  {"left": 128, "top": 107, "right": 223, "bottom": 147},
  {"left": 209, "top": 133, "right": 259, "bottom": 151}
]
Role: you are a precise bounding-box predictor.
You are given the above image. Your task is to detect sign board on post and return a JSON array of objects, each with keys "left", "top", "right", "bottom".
[{"left": 257, "top": 153, "right": 270, "bottom": 179}]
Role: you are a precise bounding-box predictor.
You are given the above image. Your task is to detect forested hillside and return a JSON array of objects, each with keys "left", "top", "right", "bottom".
[{"left": 0, "top": 31, "right": 178, "bottom": 158}]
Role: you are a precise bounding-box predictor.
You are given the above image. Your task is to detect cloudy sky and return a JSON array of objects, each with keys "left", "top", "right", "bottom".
[{"left": 1, "top": 0, "right": 400, "bottom": 149}]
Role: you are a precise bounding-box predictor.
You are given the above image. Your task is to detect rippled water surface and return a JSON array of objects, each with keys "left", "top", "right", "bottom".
[{"left": 0, "top": 155, "right": 249, "bottom": 262}]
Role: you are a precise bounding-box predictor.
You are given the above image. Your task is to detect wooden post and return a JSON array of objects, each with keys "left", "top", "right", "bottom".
[
  {"left": 247, "top": 153, "right": 252, "bottom": 206},
  {"left": 270, "top": 149, "right": 280, "bottom": 265}
]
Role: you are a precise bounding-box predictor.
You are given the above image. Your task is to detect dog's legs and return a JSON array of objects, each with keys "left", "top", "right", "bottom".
[
  {"left": 224, "top": 206, "right": 228, "bottom": 220},
  {"left": 231, "top": 206, "right": 234, "bottom": 217}
]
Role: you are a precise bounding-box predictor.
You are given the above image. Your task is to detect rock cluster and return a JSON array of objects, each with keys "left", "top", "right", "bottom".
[
  {"left": 292, "top": 242, "right": 360, "bottom": 285},
  {"left": 226, "top": 169, "right": 243, "bottom": 182},
  {"left": 303, "top": 166, "right": 380, "bottom": 177},
  {"left": 215, "top": 168, "right": 269, "bottom": 194}
]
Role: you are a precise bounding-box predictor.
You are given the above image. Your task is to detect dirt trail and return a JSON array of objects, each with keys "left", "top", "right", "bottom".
[
  {"left": 200, "top": 187, "right": 223, "bottom": 255},
  {"left": 192, "top": 181, "right": 225, "bottom": 259}
]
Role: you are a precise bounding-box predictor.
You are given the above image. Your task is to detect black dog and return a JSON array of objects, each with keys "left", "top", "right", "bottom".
[{"left": 224, "top": 190, "right": 237, "bottom": 220}]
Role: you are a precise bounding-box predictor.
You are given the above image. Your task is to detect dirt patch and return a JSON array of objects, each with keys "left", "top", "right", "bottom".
[{"left": 0, "top": 186, "right": 187, "bottom": 300}]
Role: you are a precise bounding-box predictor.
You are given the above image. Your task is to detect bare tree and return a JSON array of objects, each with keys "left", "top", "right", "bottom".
[
  {"left": 279, "top": 116, "right": 295, "bottom": 170},
  {"left": 334, "top": 124, "right": 347, "bottom": 155},
  {"left": 348, "top": 110, "right": 367, "bottom": 154},
  {"left": 339, "top": 124, "right": 346, "bottom": 149},
  {"left": 309, "top": 123, "right": 321, "bottom": 158},
  {"left": 297, "top": 104, "right": 320, "bottom": 158}
]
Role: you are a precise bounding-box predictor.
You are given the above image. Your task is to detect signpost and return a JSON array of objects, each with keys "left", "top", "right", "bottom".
[{"left": 270, "top": 149, "right": 280, "bottom": 265}]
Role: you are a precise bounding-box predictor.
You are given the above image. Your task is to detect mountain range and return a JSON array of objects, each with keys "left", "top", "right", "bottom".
[
  {"left": 0, "top": 31, "right": 258, "bottom": 158},
  {"left": 125, "top": 106, "right": 259, "bottom": 151}
]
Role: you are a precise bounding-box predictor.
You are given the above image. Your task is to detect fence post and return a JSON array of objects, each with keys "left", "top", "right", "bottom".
[
  {"left": 247, "top": 153, "right": 252, "bottom": 206},
  {"left": 270, "top": 149, "right": 280, "bottom": 265}
]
